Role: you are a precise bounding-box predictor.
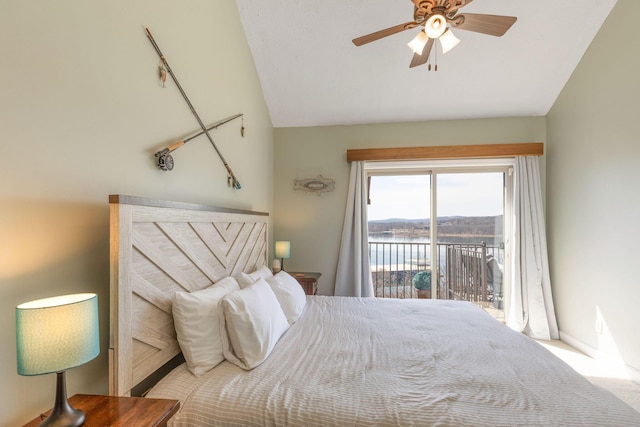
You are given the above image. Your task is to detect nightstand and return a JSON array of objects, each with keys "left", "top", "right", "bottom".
[
  {"left": 288, "top": 271, "right": 321, "bottom": 295},
  {"left": 23, "top": 394, "right": 180, "bottom": 427}
]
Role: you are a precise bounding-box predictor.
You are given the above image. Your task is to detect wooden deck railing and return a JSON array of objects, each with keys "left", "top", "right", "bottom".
[{"left": 369, "top": 241, "right": 503, "bottom": 307}]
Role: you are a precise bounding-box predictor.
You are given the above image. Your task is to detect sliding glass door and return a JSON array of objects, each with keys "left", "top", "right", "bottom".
[
  {"left": 368, "top": 173, "right": 431, "bottom": 298},
  {"left": 434, "top": 171, "right": 506, "bottom": 320},
  {"left": 366, "top": 160, "right": 512, "bottom": 319}
]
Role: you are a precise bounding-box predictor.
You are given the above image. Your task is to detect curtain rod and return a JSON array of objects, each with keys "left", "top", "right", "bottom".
[{"left": 346, "top": 143, "right": 544, "bottom": 162}]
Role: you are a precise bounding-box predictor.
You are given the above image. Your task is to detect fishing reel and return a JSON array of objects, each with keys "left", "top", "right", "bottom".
[{"left": 155, "top": 149, "right": 174, "bottom": 171}]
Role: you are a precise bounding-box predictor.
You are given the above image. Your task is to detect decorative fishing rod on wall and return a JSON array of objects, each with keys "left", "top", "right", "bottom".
[
  {"left": 145, "top": 27, "right": 244, "bottom": 189},
  {"left": 153, "top": 113, "right": 244, "bottom": 171}
]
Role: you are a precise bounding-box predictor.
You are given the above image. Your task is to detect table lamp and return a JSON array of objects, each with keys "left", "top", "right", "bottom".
[
  {"left": 16, "top": 293, "right": 100, "bottom": 427},
  {"left": 275, "top": 241, "right": 291, "bottom": 271}
]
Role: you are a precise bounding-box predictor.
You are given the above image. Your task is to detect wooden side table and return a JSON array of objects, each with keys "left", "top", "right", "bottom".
[
  {"left": 23, "top": 394, "right": 180, "bottom": 427},
  {"left": 288, "top": 272, "right": 321, "bottom": 295}
]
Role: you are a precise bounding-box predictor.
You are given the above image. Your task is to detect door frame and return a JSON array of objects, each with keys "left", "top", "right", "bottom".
[{"left": 365, "top": 158, "right": 514, "bottom": 317}]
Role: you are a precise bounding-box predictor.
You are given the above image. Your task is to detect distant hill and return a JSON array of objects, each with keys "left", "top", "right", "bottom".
[
  {"left": 370, "top": 218, "right": 433, "bottom": 224},
  {"left": 369, "top": 216, "right": 503, "bottom": 238},
  {"left": 369, "top": 216, "right": 471, "bottom": 224}
]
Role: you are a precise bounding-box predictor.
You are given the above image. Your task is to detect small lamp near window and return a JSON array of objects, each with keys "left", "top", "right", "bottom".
[
  {"left": 16, "top": 293, "right": 100, "bottom": 427},
  {"left": 275, "top": 241, "right": 291, "bottom": 272}
]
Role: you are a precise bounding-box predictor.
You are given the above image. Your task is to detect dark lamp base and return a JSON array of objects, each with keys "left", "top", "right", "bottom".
[
  {"left": 39, "top": 371, "right": 85, "bottom": 427},
  {"left": 39, "top": 410, "right": 85, "bottom": 427}
]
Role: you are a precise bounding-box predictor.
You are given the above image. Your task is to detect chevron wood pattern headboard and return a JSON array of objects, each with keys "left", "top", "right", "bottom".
[{"left": 108, "top": 195, "right": 268, "bottom": 396}]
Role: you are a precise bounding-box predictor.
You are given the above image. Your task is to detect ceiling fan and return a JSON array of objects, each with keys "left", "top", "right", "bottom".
[{"left": 352, "top": 0, "right": 517, "bottom": 68}]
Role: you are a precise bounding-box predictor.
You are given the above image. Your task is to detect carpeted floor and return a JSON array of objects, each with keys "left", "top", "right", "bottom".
[{"left": 537, "top": 340, "right": 640, "bottom": 414}]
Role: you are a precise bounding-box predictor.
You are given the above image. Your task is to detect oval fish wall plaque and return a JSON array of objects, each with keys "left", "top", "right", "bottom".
[{"left": 294, "top": 175, "right": 336, "bottom": 196}]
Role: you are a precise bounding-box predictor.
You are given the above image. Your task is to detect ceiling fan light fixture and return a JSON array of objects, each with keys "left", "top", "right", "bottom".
[
  {"left": 352, "top": 0, "right": 517, "bottom": 69},
  {"left": 439, "top": 29, "right": 460, "bottom": 54},
  {"left": 424, "top": 14, "right": 447, "bottom": 39},
  {"left": 407, "top": 30, "right": 429, "bottom": 54}
]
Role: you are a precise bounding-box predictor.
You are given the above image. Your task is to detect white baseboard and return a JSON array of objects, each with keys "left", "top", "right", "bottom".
[{"left": 559, "top": 330, "right": 640, "bottom": 385}]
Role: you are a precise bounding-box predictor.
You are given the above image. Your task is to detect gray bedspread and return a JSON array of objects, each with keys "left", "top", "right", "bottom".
[{"left": 147, "top": 296, "right": 640, "bottom": 426}]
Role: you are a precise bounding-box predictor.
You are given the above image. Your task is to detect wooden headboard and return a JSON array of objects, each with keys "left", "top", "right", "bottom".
[{"left": 108, "top": 195, "right": 268, "bottom": 396}]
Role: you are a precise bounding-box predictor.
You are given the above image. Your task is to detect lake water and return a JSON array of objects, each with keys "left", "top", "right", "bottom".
[{"left": 368, "top": 234, "right": 503, "bottom": 270}]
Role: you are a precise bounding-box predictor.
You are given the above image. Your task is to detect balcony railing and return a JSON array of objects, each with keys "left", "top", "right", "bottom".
[{"left": 369, "top": 241, "right": 504, "bottom": 309}]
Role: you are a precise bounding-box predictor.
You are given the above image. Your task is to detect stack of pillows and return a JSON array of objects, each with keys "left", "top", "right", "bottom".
[{"left": 172, "top": 266, "right": 308, "bottom": 375}]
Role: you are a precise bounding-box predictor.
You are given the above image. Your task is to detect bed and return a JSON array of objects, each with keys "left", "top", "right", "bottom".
[{"left": 109, "top": 195, "right": 640, "bottom": 426}]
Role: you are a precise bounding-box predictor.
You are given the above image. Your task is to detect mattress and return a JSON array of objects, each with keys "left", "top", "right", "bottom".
[{"left": 147, "top": 296, "right": 640, "bottom": 426}]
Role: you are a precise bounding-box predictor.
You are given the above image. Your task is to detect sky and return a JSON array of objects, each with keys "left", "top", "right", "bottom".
[{"left": 368, "top": 172, "right": 504, "bottom": 221}]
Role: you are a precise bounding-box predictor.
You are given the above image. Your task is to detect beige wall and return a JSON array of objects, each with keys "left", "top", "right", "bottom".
[
  {"left": 0, "top": 2, "right": 273, "bottom": 425},
  {"left": 547, "top": 0, "right": 640, "bottom": 376},
  {"left": 274, "top": 117, "right": 546, "bottom": 295}
]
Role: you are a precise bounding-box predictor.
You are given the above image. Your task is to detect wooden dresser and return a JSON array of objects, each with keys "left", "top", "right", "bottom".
[{"left": 288, "top": 271, "right": 321, "bottom": 295}]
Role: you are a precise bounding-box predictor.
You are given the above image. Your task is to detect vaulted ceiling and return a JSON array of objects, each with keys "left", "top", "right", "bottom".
[{"left": 236, "top": 0, "right": 617, "bottom": 128}]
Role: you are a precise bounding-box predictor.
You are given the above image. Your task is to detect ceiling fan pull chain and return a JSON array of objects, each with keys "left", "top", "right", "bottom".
[{"left": 434, "top": 43, "right": 438, "bottom": 71}]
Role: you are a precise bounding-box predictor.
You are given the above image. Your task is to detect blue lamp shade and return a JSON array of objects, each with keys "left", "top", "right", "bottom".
[
  {"left": 275, "top": 241, "right": 291, "bottom": 259},
  {"left": 16, "top": 293, "right": 100, "bottom": 376}
]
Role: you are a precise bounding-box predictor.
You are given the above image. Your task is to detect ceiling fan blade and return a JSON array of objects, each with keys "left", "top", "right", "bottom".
[
  {"left": 409, "top": 38, "right": 434, "bottom": 68},
  {"left": 352, "top": 21, "right": 419, "bottom": 46},
  {"left": 450, "top": 13, "right": 517, "bottom": 37}
]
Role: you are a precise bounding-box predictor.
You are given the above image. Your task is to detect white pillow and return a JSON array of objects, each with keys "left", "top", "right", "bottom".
[
  {"left": 236, "top": 265, "right": 273, "bottom": 288},
  {"left": 267, "top": 271, "right": 307, "bottom": 324},
  {"left": 172, "top": 276, "right": 240, "bottom": 376},
  {"left": 250, "top": 265, "right": 273, "bottom": 281},
  {"left": 220, "top": 278, "right": 289, "bottom": 370},
  {"left": 235, "top": 272, "right": 254, "bottom": 289}
]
